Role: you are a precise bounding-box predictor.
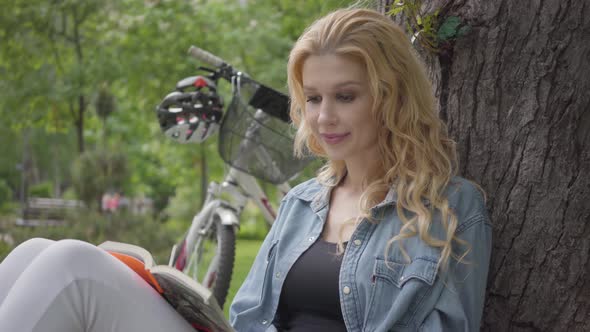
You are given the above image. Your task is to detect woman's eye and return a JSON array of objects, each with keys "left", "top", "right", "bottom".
[
  {"left": 306, "top": 96, "right": 321, "bottom": 104},
  {"left": 337, "top": 94, "right": 355, "bottom": 103}
]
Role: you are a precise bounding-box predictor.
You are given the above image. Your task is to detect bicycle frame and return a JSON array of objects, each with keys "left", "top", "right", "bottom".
[
  {"left": 165, "top": 45, "right": 309, "bottom": 306},
  {"left": 170, "top": 166, "right": 290, "bottom": 279}
]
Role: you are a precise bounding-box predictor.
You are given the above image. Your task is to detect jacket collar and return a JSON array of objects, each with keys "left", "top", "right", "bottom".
[
  {"left": 373, "top": 188, "right": 399, "bottom": 210},
  {"left": 289, "top": 179, "right": 329, "bottom": 212},
  {"left": 291, "top": 178, "right": 399, "bottom": 213}
]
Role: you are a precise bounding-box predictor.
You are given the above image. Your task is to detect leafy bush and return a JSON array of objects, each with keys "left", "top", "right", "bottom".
[
  {"left": 0, "top": 202, "right": 19, "bottom": 215},
  {"left": 62, "top": 187, "right": 78, "bottom": 200},
  {"left": 0, "top": 179, "right": 12, "bottom": 205},
  {"left": 0, "top": 239, "right": 11, "bottom": 260},
  {"left": 237, "top": 217, "right": 269, "bottom": 240},
  {"left": 164, "top": 185, "right": 202, "bottom": 224},
  {"left": 0, "top": 180, "right": 15, "bottom": 215},
  {"left": 29, "top": 181, "right": 53, "bottom": 198},
  {"left": 0, "top": 210, "right": 182, "bottom": 264},
  {"left": 71, "top": 149, "right": 128, "bottom": 208},
  {"left": 236, "top": 203, "right": 270, "bottom": 241}
]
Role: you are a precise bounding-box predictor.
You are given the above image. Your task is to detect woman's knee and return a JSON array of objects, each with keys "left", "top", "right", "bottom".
[
  {"left": 43, "top": 239, "right": 104, "bottom": 265},
  {"left": 29, "top": 239, "right": 122, "bottom": 278},
  {"left": 8, "top": 238, "right": 55, "bottom": 259},
  {"left": 17, "top": 237, "right": 55, "bottom": 250},
  {"left": 35, "top": 239, "right": 135, "bottom": 285}
]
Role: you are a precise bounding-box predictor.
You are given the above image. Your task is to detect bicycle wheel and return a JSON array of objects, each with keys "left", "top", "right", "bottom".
[{"left": 185, "top": 214, "right": 236, "bottom": 308}]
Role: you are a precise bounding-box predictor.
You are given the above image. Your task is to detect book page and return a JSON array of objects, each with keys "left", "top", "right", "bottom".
[
  {"left": 154, "top": 273, "right": 234, "bottom": 332},
  {"left": 99, "top": 241, "right": 233, "bottom": 331},
  {"left": 99, "top": 241, "right": 155, "bottom": 268}
]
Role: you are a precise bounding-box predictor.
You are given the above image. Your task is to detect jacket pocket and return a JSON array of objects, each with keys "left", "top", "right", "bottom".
[{"left": 363, "top": 256, "right": 438, "bottom": 331}]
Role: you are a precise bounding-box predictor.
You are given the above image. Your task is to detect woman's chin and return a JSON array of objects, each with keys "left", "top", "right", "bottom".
[{"left": 323, "top": 150, "right": 348, "bottom": 162}]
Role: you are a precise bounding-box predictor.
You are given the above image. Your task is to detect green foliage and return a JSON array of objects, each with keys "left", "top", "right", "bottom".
[
  {"left": 164, "top": 184, "right": 202, "bottom": 224},
  {"left": 95, "top": 84, "right": 117, "bottom": 120},
  {"left": 0, "top": 239, "right": 12, "bottom": 260},
  {"left": 71, "top": 149, "right": 128, "bottom": 207},
  {"left": 0, "top": 210, "right": 182, "bottom": 264},
  {"left": 0, "top": 126, "right": 24, "bottom": 192},
  {"left": 0, "top": 179, "right": 12, "bottom": 205},
  {"left": 236, "top": 202, "right": 271, "bottom": 241},
  {"left": 28, "top": 181, "right": 53, "bottom": 198},
  {"left": 0, "top": 0, "right": 345, "bottom": 240},
  {"left": 0, "top": 2, "right": 353, "bottom": 316},
  {"left": 62, "top": 187, "right": 78, "bottom": 200},
  {"left": 387, "top": 0, "right": 439, "bottom": 52},
  {"left": 0, "top": 0, "right": 119, "bottom": 154},
  {"left": 237, "top": 219, "right": 270, "bottom": 241}
]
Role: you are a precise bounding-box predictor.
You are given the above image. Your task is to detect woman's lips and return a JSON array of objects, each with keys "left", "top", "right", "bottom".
[{"left": 320, "top": 133, "right": 350, "bottom": 144}]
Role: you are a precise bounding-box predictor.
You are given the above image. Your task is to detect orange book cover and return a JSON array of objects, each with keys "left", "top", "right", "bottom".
[{"left": 108, "top": 251, "right": 164, "bottom": 294}]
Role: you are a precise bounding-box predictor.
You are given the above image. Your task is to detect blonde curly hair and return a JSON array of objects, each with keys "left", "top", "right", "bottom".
[{"left": 288, "top": 8, "right": 467, "bottom": 270}]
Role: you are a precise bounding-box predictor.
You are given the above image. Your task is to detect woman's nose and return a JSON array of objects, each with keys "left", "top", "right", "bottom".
[{"left": 317, "top": 100, "right": 337, "bottom": 126}]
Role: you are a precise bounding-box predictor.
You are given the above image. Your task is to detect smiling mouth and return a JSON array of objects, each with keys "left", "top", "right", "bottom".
[{"left": 320, "top": 133, "right": 350, "bottom": 144}]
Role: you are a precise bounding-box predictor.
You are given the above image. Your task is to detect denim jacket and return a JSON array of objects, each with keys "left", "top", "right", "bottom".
[{"left": 229, "top": 176, "right": 492, "bottom": 332}]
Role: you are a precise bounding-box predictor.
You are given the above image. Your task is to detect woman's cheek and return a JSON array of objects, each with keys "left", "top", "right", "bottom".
[{"left": 304, "top": 111, "right": 319, "bottom": 133}]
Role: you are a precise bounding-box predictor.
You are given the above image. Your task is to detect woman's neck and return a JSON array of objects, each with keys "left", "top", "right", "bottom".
[{"left": 340, "top": 160, "right": 379, "bottom": 194}]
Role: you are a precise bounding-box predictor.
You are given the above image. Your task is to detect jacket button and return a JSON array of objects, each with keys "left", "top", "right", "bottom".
[
  {"left": 275, "top": 272, "right": 281, "bottom": 278},
  {"left": 343, "top": 286, "right": 351, "bottom": 294},
  {"left": 262, "top": 320, "right": 268, "bottom": 325},
  {"left": 353, "top": 239, "right": 362, "bottom": 246},
  {"left": 308, "top": 236, "right": 315, "bottom": 241}
]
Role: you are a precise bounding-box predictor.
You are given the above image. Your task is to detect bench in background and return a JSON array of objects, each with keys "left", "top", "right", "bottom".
[{"left": 16, "top": 198, "right": 84, "bottom": 226}]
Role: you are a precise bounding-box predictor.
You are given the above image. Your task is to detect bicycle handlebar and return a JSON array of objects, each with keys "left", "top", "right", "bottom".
[{"left": 188, "top": 45, "right": 226, "bottom": 68}]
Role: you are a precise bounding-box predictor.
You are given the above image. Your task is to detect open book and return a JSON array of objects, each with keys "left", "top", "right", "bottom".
[{"left": 99, "top": 241, "right": 235, "bottom": 332}]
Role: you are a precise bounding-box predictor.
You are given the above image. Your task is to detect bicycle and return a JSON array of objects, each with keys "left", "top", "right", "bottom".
[{"left": 156, "top": 46, "right": 312, "bottom": 308}]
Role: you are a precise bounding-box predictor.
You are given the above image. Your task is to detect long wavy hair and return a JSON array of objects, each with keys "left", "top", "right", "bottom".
[{"left": 287, "top": 8, "right": 467, "bottom": 270}]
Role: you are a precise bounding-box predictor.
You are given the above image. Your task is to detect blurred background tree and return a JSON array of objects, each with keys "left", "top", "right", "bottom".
[
  {"left": 71, "top": 149, "right": 128, "bottom": 209},
  {"left": 0, "top": 0, "right": 350, "bottom": 258}
]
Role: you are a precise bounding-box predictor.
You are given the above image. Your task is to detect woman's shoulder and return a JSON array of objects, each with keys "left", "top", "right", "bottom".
[{"left": 443, "top": 176, "right": 490, "bottom": 232}]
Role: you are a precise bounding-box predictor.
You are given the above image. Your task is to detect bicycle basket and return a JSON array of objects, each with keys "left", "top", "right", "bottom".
[{"left": 218, "top": 76, "right": 313, "bottom": 184}]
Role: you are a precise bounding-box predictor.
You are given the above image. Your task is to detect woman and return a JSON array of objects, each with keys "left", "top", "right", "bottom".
[
  {"left": 230, "top": 8, "right": 491, "bottom": 332},
  {"left": 0, "top": 8, "right": 491, "bottom": 332}
]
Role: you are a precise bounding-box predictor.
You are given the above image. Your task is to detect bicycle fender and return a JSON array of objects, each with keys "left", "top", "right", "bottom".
[{"left": 214, "top": 206, "right": 239, "bottom": 226}]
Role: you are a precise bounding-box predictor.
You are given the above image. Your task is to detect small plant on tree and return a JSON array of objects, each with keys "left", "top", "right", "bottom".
[{"left": 387, "top": 0, "right": 471, "bottom": 56}]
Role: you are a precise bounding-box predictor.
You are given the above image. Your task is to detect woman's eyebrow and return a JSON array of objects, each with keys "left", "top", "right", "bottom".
[
  {"left": 334, "top": 81, "right": 362, "bottom": 87},
  {"left": 303, "top": 81, "right": 363, "bottom": 92}
]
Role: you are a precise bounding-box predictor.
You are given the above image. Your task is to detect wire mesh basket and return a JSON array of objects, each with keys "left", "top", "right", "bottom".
[{"left": 218, "top": 77, "right": 312, "bottom": 184}]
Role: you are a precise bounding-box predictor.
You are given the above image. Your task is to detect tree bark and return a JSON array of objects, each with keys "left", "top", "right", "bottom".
[{"left": 378, "top": 0, "right": 590, "bottom": 330}]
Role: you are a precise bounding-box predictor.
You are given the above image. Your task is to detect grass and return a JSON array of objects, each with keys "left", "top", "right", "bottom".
[{"left": 223, "top": 238, "right": 264, "bottom": 317}]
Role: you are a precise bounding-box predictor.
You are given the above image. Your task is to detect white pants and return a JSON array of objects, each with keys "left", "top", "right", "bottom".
[{"left": 0, "top": 238, "right": 195, "bottom": 332}]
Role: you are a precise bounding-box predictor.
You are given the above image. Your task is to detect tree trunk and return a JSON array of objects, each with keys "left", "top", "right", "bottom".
[
  {"left": 74, "top": 5, "right": 86, "bottom": 154},
  {"left": 378, "top": 0, "right": 590, "bottom": 330},
  {"left": 77, "top": 95, "right": 85, "bottom": 153}
]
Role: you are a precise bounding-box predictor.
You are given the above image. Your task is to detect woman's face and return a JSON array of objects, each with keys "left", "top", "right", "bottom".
[{"left": 302, "top": 54, "right": 381, "bottom": 165}]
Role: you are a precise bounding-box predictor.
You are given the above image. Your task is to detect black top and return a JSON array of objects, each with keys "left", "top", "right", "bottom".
[{"left": 275, "top": 239, "right": 347, "bottom": 331}]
